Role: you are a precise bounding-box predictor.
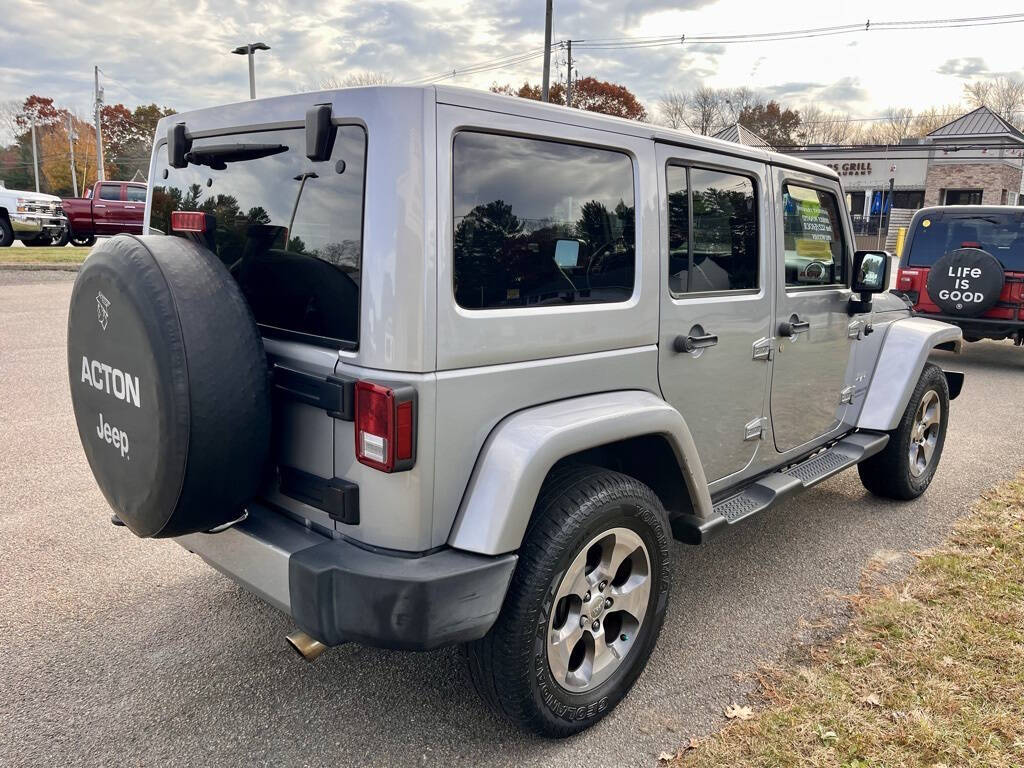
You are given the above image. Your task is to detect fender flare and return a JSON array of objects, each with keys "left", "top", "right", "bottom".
[
  {"left": 447, "top": 390, "right": 712, "bottom": 556},
  {"left": 857, "top": 316, "right": 962, "bottom": 432}
]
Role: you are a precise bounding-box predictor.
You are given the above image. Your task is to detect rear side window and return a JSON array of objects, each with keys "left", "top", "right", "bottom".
[
  {"left": 666, "top": 165, "right": 758, "bottom": 293},
  {"left": 906, "top": 213, "right": 1024, "bottom": 271},
  {"left": 126, "top": 186, "right": 146, "bottom": 203},
  {"left": 452, "top": 131, "right": 635, "bottom": 310},
  {"left": 782, "top": 184, "right": 847, "bottom": 286},
  {"left": 150, "top": 125, "right": 366, "bottom": 348},
  {"left": 98, "top": 184, "right": 121, "bottom": 201}
]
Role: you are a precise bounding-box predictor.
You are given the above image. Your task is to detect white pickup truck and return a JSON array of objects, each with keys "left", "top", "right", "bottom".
[{"left": 0, "top": 181, "right": 68, "bottom": 246}]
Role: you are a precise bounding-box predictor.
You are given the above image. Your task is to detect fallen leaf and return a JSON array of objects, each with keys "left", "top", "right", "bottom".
[
  {"left": 724, "top": 703, "right": 754, "bottom": 720},
  {"left": 860, "top": 693, "right": 882, "bottom": 707}
]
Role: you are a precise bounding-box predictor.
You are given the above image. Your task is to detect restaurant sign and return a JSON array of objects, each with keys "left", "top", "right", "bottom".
[{"left": 823, "top": 162, "right": 873, "bottom": 176}]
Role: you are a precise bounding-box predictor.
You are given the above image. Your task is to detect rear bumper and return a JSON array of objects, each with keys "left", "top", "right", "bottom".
[
  {"left": 911, "top": 310, "right": 1024, "bottom": 337},
  {"left": 176, "top": 504, "right": 516, "bottom": 651}
]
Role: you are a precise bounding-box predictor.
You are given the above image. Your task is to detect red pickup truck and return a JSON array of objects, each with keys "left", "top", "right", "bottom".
[{"left": 60, "top": 181, "right": 147, "bottom": 246}]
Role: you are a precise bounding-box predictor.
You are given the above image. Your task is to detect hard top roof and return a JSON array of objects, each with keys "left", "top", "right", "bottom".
[{"left": 156, "top": 85, "right": 836, "bottom": 180}]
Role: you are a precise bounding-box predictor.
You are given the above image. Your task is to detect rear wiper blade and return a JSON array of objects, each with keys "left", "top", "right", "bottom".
[{"left": 184, "top": 143, "right": 288, "bottom": 170}]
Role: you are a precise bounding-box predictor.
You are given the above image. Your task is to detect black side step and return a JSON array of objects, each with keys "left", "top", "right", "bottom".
[{"left": 671, "top": 431, "right": 889, "bottom": 545}]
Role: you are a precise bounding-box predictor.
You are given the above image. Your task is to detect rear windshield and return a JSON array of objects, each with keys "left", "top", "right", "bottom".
[
  {"left": 149, "top": 125, "right": 366, "bottom": 348},
  {"left": 906, "top": 212, "right": 1024, "bottom": 271}
]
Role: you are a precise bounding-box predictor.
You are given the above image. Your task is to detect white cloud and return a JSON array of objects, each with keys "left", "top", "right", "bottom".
[{"left": 1, "top": 0, "right": 1023, "bottom": 142}]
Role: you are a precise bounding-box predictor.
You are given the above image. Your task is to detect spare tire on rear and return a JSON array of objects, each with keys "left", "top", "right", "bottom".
[
  {"left": 925, "top": 247, "right": 1004, "bottom": 317},
  {"left": 67, "top": 235, "right": 271, "bottom": 538}
]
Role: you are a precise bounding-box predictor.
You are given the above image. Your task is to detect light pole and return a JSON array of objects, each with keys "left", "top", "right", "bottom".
[{"left": 232, "top": 42, "right": 270, "bottom": 99}]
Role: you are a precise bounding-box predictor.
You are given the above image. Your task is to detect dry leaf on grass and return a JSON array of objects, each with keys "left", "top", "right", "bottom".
[
  {"left": 724, "top": 703, "right": 754, "bottom": 720},
  {"left": 859, "top": 693, "right": 882, "bottom": 707}
]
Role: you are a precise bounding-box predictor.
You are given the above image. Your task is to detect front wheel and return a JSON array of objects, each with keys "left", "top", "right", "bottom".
[
  {"left": 23, "top": 234, "right": 53, "bottom": 247},
  {"left": 858, "top": 362, "right": 950, "bottom": 500},
  {"left": 71, "top": 233, "right": 97, "bottom": 248},
  {"left": 53, "top": 228, "right": 70, "bottom": 247},
  {"left": 465, "top": 466, "right": 671, "bottom": 737},
  {"left": 0, "top": 216, "right": 13, "bottom": 247}
]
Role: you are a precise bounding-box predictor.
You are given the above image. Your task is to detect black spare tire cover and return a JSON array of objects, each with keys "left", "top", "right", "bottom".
[
  {"left": 67, "top": 235, "right": 271, "bottom": 538},
  {"left": 925, "top": 247, "right": 1004, "bottom": 317}
]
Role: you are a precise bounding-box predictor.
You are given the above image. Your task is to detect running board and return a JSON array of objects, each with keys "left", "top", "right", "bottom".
[{"left": 671, "top": 431, "right": 889, "bottom": 545}]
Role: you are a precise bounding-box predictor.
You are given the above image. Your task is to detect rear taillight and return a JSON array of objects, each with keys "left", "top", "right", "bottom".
[
  {"left": 170, "top": 211, "right": 208, "bottom": 233},
  {"left": 354, "top": 381, "right": 416, "bottom": 472}
]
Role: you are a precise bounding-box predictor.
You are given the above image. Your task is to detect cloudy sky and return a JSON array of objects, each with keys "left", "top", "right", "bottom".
[{"left": 2, "top": 0, "right": 1023, "bottom": 139}]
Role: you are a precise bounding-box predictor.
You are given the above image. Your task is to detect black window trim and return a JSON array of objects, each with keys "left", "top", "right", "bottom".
[
  {"left": 153, "top": 120, "right": 368, "bottom": 353},
  {"left": 779, "top": 175, "right": 852, "bottom": 292},
  {"left": 450, "top": 127, "right": 639, "bottom": 312},
  {"left": 665, "top": 159, "right": 762, "bottom": 299}
]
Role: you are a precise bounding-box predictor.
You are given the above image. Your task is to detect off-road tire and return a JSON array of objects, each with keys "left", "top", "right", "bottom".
[
  {"left": 0, "top": 216, "right": 15, "bottom": 247},
  {"left": 465, "top": 465, "right": 671, "bottom": 737},
  {"left": 858, "top": 362, "right": 949, "bottom": 500}
]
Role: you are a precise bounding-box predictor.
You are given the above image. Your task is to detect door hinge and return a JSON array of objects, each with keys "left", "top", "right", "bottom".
[
  {"left": 744, "top": 416, "right": 767, "bottom": 441},
  {"left": 752, "top": 337, "right": 774, "bottom": 361},
  {"left": 840, "top": 385, "right": 856, "bottom": 405},
  {"left": 847, "top": 320, "right": 864, "bottom": 340}
]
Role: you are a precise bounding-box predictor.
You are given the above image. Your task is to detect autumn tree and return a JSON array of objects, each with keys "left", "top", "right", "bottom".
[
  {"left": 490, "top": 77, "right": 647, "bottom": 121},
  {"left": 738, "top": 100, "right": 801, "bottom": 146},
  {"left": 795, "top": 104, "right": 858, "bottom": 145}
]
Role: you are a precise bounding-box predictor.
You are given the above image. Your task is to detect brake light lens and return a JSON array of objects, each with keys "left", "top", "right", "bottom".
[
  {"left": 170, "top": 211, "right": 208, "bottom": 233},
  {"left": 961, "top": 241, "right": 981, "bottom": 249},
  {"left": 354, "top": 381, "right": 416, "bottom": 472}
]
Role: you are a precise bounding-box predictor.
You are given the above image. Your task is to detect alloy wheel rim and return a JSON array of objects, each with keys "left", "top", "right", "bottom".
[
  {"left": 909, "top": 389, "right": 941, "bottom": 478},
  {"left": 546, "top": 526, "right": 652, "bottom": 692}
]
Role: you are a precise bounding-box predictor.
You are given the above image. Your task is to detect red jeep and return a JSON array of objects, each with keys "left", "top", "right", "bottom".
[{"left": 896, "top": 205, "right": 1024, "bottom": 345}]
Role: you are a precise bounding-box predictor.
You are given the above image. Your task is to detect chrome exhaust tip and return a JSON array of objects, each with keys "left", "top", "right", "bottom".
[{"left": 286, "top": 630, "right": 328, "bottom": 662}]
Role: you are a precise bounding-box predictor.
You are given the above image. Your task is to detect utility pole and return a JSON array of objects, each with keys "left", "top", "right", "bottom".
[
  {"left": 30, "top": 118, "right": 40, "bottom": 192},
  {"left": 67, "top": 114, "right": 78, "bottom": 196},
  {"left": 94, "top": 66, "right": 105, "bottom": 182},
  {"left": 541, "top": 0, "right": 553, "bottom": 102},
  {"left": 565, "top": 40, "right": 574, "bottom": 108}
]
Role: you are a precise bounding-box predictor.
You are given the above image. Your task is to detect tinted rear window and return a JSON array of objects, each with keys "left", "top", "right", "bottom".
[
  {"left": 150, "top": 125, "right": 366, "bottom": 347},
  {"left": 907, "top": 213, "right": 1024, "bottom": 271}
]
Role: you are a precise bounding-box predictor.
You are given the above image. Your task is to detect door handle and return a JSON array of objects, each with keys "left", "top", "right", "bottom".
[
  {"left": 778, "top": 317, "right": 810, "bottom": 337},
  {"left": 94, "top": 204, "right": 106, "bottom": 208},
  {"left": 673, "top": 332, "right": 719, "bottom": 353}
]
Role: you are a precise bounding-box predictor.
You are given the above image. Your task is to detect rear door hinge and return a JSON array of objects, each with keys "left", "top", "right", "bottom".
[
  {"left": 752, "top": 337, "right": 773, "bottom": 361},
  {"left": 840, "top": 385, "right": 856, "bottom": 405},
  {"left": 744, "top": 416, "right": 767, "bottom": 441}
]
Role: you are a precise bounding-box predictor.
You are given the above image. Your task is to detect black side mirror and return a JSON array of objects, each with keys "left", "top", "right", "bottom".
[
  {"left": 167, "top": 123, "right": 191, "bottom": 169},
  {"left": 849, "top": 250, "right": 891, "bottom": 314},
  {"left": 305, "top": 104, "right": 336, "bottom": 162}
]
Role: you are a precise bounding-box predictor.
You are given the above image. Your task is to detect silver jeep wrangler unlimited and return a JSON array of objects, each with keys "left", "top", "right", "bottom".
[{"left": 67, "top": 86, "right": 962, "bottom": 737}]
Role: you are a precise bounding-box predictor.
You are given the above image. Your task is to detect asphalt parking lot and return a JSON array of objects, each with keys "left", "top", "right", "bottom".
[{"left": 2, "top": 269, "right": 1023, "bottom": 768}]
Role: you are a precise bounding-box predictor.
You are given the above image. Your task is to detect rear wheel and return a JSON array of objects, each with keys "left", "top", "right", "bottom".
[
  {"left": 465, "top": 466, "right": 671, "bottom": 737},
  {"left": 858, "top": 362, "right": 949, "bottom": 500}
]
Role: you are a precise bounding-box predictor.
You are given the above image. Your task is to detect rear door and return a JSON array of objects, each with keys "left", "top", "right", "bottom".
[
  {"left": 656, "top": 143, "right": 773, "bottom": 483},
  {"left": 93, "top": 183, "right": 126, "bottom": 234},
  {"left": 123, "top": 185, "right": 146, "bottom": 233},
  {"left": 768, "top": 168, "right": 856, "bottom": 453}
]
